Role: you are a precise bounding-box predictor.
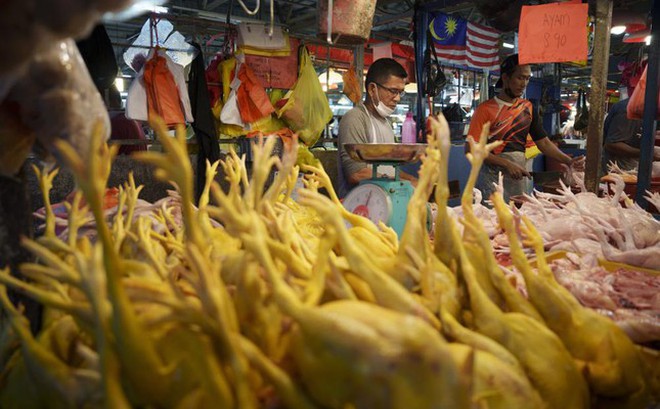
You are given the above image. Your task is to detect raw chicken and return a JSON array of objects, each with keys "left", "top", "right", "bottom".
[
  {"left": 549, "top": 258, "right": 660, "bottom": 344},
  {"left": 604, "top": 309, "right": 660, "bottom": 344},
  {"left": 647, "top": 191, "right": 660, "bottom": 213}
]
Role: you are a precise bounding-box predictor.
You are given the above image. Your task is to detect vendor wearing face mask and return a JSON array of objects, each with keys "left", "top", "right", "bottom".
[
  {"left": 468, "top": 54, "right": 574, "bottom": 203},
  {"left": 338, "top": 58, "right": 418, "bottom": 198}
]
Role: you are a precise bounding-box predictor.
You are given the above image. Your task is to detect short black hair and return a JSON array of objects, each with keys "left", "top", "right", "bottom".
[
  {"left": 365, "top": 58, "right": 407, "bottom": 89},
  {"left": 500, "top": 53, "right": 519, "bottom": 76}
]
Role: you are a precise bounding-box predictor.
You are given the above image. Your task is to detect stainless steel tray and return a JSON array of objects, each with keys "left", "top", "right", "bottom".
[{"left": 344, "top": 143, "right": 427, "bottom": 163}]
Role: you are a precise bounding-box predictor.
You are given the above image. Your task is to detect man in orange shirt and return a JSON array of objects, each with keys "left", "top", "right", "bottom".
[{"left": 467, "top": 54, "right": 573, "bottom": 202}]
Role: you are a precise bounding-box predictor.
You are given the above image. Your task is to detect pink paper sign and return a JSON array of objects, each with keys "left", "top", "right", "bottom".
[{"left": 519, "top": 3, "right": 588, "bottom": 64}]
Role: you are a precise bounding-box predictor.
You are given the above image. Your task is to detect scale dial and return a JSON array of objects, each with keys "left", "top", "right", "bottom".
[{"left": 342, "top": 183, "right": 392, "bottom": 226}]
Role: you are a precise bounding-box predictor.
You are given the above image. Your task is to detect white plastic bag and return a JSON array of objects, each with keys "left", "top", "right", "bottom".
[
  {"left": 3, "top": 39, "right": 109, "bottom": 168},
  {"left": 220, "top": 77, "right": 246, "bottom": 127},
  {"left": 237, "top": 22, "right": 287, "bottom": 50}
]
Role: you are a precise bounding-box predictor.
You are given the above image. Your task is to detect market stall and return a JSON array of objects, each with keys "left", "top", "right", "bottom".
[{"left": 0, "top": 0, "right": 659, "bottom": 408}]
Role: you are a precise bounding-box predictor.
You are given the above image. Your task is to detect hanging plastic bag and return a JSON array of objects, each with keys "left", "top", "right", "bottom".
[
  {"left": 237, "top": 22, "right": 288, "bottom": 52},
  {"left": 143, "top": 51, "right": 186, "bottom": 126},
  {"left": 277, "top": 46, "right": 333, "bottom": 146},
  {"left": 627, "top": 65, "right": 660, "bottom": 120},
  {"left": 214, "top": 56, "right": 285, "bottom": 137},
  {"left": 213, "top": 57, "right": 245, "bottom": 137},
  {"left": 244, "top": 37, "right": 300, "bottom": 89},
  {"left": 573, "top": 88, "right": 589, "bottom": 131},
  {"left": 123, "top": 19, "right": 197, "bottom": 73},
  {"left": 2, "top": 39, "right": 110, "bottom": 176},
  {"left": 236, "top": 59, "right": 276, "bottom": 123},
  {"left": 220, "top": 53, "right": 275, "bottom": 125},
  {"left": 220, "top": 76, "right": 246, "bottom": 127},
  {"left": 237, "top": 22, "right": 291, "bottom": 57},
  {"left": 342, "top": 63, "right": 362, "bottom": 104}
]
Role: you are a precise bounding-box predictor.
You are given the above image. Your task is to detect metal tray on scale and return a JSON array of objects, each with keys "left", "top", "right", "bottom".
[{"left": 344, "top": 143, "right": 427, "bottom": 164}]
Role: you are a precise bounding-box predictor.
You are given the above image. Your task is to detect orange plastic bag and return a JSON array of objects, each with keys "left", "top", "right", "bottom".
[
  {"left": 143, "top": 53, "right": 185, "bottom": 126},
  {"left": 213, "top": 56, "right": 286, "bottom": 137},
  {"left": 236, "top": 61, "right": 276, "bottom": 123},
  {"left": 342, "top": 63, "right": 362, "bottom": 104},
  {"left": 277, "top": 46, "right": 333, "bottom": 146},
  {"left": 627, "top": 65, "right": 660, "bottom": 120}
]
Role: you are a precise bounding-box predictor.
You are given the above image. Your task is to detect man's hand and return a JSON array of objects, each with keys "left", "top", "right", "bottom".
[
  {"left": 569, "top": 155, "right": 586, "bottom": 171},
  {"left": 504, "top": 160, "right": 530, "bottom": 180},
  {"left": 484, "top": 151, "right": 530, "bottom": 180},
  {"left": 536, "top": 137, "right": 572, "bottom": 165}
]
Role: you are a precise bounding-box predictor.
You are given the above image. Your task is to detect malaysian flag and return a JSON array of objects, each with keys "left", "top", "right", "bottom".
[{"left": 429, "top": 13, "right": 500, "bottom": 71}]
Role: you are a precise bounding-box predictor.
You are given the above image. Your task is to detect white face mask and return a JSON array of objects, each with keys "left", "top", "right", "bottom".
[{"left": 372, "top": 85, "right": 395, "bottom": 118}]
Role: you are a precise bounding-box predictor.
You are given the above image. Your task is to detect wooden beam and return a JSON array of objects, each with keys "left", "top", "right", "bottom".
[{"left": 584, "top": 0, "right": 613, "bottom": 193}]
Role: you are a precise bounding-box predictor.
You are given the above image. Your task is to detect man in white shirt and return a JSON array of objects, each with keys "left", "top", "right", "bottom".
[{"left": 338, "top": 58, "right": 417, "bottom": 198}]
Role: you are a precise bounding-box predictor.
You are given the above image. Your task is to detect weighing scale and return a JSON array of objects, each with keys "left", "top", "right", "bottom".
[{"left": 342, "top": 143, "right": 427, "bottom": 237}]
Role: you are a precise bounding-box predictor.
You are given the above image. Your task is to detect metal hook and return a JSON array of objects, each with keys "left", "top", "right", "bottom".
[
  {"left": 269, "top": 0, "right": 274, "bottom": 37},
  {"left": 236, "top": 0, "right": 260, "bottom": 15},
  {"left": 326, "top": 0, "right": 334, "bottom": 45}
]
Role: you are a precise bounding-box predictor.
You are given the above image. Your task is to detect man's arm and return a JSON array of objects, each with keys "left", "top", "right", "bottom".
[
  {"left": 467, "top": 104, "right": 530, "bottom": 179},
  {"left": 349, "top": 167, "right": 418, "bottom": 186},
  {"left": 604, "top": 141, "right": 640, "bottom": 158},
  {"left": 605, "top": 142, "right": 660, "bottom": 161},
  {"left": 535, "top": 137, "right": 572, "bottom": 165},
  {"left": 347, "top": 167, "right": 374, "bottom": 185},
  {"left": 339, "top": 108, "right": 372, "bottom": 189}
]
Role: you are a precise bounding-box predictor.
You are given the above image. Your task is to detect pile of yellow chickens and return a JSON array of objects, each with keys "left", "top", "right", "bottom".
[{"left": 0, "top": 116, "right": 656, "bottom": 408}]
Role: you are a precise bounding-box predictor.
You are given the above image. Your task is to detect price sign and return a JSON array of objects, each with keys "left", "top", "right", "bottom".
[{"left": 518, "top": 3, "right": 588, "bottom": 64}]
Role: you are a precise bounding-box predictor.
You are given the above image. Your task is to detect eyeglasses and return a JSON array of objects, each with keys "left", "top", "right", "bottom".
[{"left": 374, "top": 82, "right": 406, "bottom": 98}]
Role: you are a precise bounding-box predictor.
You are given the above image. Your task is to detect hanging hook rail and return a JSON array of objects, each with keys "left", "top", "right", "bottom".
[{"left": 237, "top": 0, "right": 260, "bottom": 15}]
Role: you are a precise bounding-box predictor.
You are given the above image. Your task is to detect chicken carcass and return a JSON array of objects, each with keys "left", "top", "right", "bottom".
[{"left": 492, "top": 197, "right": 649, "bottom": 407}]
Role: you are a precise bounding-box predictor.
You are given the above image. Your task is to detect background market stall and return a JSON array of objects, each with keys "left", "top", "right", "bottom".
[{"left": 0, "top": 0, "right": 659, "bottom": 407}]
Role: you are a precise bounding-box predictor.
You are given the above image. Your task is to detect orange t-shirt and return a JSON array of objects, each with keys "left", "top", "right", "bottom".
[{"left": 467, "top": 97, "right": 546, "bottom": 154}]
